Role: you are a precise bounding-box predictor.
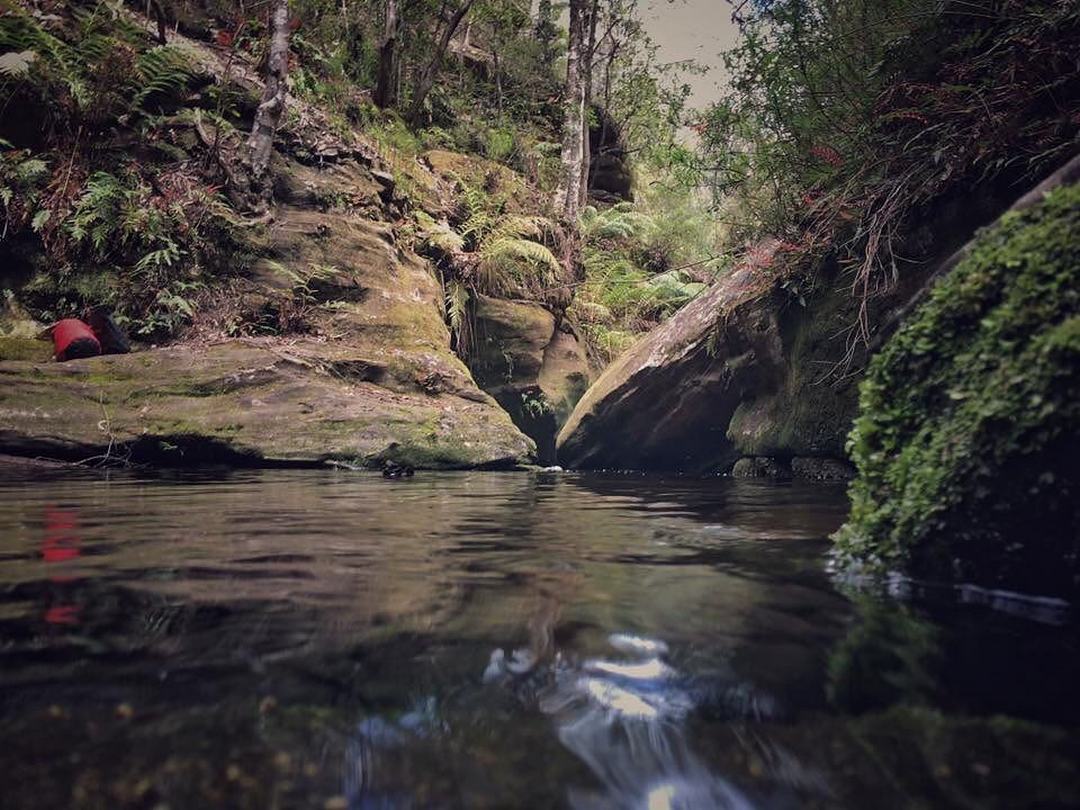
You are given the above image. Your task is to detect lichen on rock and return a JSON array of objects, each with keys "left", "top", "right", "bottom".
[{"left": 834, "top": 184, "right": 1080, "bottom": 598}]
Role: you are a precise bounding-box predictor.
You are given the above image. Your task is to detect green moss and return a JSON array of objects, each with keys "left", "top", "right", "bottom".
[
  {"left": 0, "top": 337, "right": 52, "bottom": 362},
  {"left": 834, "top": 185, "right": 1080, "bottom": 596}
]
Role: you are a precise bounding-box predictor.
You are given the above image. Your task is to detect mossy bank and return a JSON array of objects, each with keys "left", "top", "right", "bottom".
[{"left": 834, "top": 185, "right": 1080, "bottom": 598}]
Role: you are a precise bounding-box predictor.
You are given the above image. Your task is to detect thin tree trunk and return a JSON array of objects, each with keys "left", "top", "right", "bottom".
[
  {"left": 493, "top": 50, "right": 503, "bottom": 116},
  {"left": 555, "top": 0, "right": 588, "bottom": 222},
  {"left": 147, "top": 0, "right": 168, "bottom": 44},
  {"left": 374, "top": 0, "right": 400, "bottom": 108},
  {"left": 579, "top": 0, "right": 599, "bottom": 207},
  {"left": 246, "top": 0, "right": 291, "bottom": 204},
  {"left": 407, "top": 0, "right": 475, "bottom": 126}
]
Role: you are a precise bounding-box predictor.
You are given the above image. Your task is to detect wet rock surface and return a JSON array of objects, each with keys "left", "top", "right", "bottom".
[{"left": 557, "top": 256, "right": 787, "bottom": 473}]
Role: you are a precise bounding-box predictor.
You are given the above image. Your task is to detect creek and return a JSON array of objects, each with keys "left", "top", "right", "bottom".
[{"left": 0, "top": 469, "right": 1076, "bottom": 808}]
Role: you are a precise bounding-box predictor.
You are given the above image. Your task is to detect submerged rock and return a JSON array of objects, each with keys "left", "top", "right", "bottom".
[
  {"left": 791, "top": 457, "right": 855, "bottom": 482},
  {"left": 731, "top": 457, "right": 788, "bottom": 479}
]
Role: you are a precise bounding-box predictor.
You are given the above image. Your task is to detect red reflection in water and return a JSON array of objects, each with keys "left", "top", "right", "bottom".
[
  {"left": 44, "top": 605, "right": 80, "bottom": 625},
  {"left": 41, "top": 507, "right": 83, "bottom": 626},
  {"left": 43, "top": 508, "right": 82, "bottom": 564}
]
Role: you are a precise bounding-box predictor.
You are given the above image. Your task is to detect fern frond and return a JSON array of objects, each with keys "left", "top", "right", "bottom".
[
  {"left": 0, "top": 12, "right": 88, "bottom": 106},
  {"left": 445, "top": 279, "right": 469, "bottom": 334},
  {"left": 490, "top": 214, "right": 556, "bottom": 242},
  {"left": 477, "top": 237, "right": 560, "bottom": 295},
  {"left": 132, "top": 46, "right": 193, "bottom": 113},
  {"left": 14, "top": 158, "right": 48, "bottom": 183},
  {"left": 135, "top": 242, "right": 182, "bottom": 274},
  {"left": 0, "top": 49, "right": 36, "bottom": 77},
  {"left": 582, "top": 208, "right": 655, "bottom": 240}
]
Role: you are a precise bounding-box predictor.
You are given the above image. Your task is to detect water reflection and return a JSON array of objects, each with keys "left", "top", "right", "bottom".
[
  {"left": 0, "top": 470, "right": 1077, "bottom": 809},
  {"left": 534, "top": 633, "right": 752, "bottom": 810},
  {"left": 41, "top": 506, "right": 83, "bottom": 626}
]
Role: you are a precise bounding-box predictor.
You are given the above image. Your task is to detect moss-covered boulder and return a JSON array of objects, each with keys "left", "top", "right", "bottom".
[
  {"left": 0, "top": 155, "right": 536, "bottom": 470},
  {"left": 834, "top": 185, "right": 1080, "bottom": 598},
  {"left": 0, "top": 339, "right": 533, "bottom": 468}
]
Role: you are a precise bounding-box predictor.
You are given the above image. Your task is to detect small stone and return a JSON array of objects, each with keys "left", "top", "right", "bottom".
[
  {"left": 324, "top": 797, "right": 348, "bottom": 810},
  {"left": 226, "top": 764, "right": 242, "bottom": 782},
  {"left": 259, "top": 696, "right": 278, "bottom": 715},
  {"left": 273, "top": 751, "right": 292, "bottom": 771},
  {"left": 47, "top": 704, "right": 65, "bottom": 718},
  {"left": 972, "top": 762, "right": 991, "bottom": 777},
  {"left": 115, "top": 703, "right": 135, "bottom": 720}
]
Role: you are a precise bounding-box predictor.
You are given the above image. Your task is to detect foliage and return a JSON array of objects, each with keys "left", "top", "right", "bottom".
[
  {"left": 570, "top": 186, "right": 719, "bottom": 361},
  {"left": 834, "top": 185, "right": 1080, "bottom": 598},
  {"left": 588, "top": 0, "right": 701, "bottom": 173},
  {"left": 27, "top": 166, "right": 239, "bottom": 336},
  {"left": 0, "top": 2, "right": 196, "bottom": 134},
  {"left": 0, "top": 2, "right": 244, "bottom": 338},
  {"left": 0, "top": 145, "right": 48, "bottom": 238},
  {"left": 415, "top": 171, "right": 564, "bottom": 354},
  {"left": 698, "top": 0, "right": 1080, "bottom": 328}
]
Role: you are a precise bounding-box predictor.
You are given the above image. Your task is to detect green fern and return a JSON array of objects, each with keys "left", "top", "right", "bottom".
[
  {"left": 444, "top": 278, "right": 473, "bottom": 356},
  {"left": 477, "top": 236, "right": 561, "bottom": 295},
  {"left": 0, "top": 11, "right": 88, "bottom": 107},
  {"left": 445, "top": 279, "right": 469, "bottom": 334},
  {"left": 582, "top": 206, "right": 655, "bottom": 240},
  {"left": 132, "top": 46, "right": 193, "bottom": 113},
  {"left": 489, "top": 214, "right": 556, "bottom": 242},
  {"left": 0, "top": 7, "right": 193, "bottom": 116},
  {"left": 135, "top": 242, "right": 182, "bottom": 274},
  {"left": 67, "top": 172, "right": 127, "bottom": 253}
]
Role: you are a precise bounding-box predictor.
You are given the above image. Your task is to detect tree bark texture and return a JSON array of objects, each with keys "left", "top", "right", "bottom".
[
  {"left": 374, "top": 0, "right": 399, "bottom": 108},
  {"left": 407, "top": 0, "right": 476, "bottom": 125},
  {"left": 246, "top": 0, "right": 291, "bottom": 202},
  {"left": 555, "top": 0, "right": 588, "bottom": 222}
]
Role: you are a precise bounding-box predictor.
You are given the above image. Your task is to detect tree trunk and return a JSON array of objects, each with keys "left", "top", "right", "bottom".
[
  {"left": 579, "top": 0, "right": 599, "bottom": 209},
  {"left": 555, "top": 0, "right": 588, "bottom": 223},
  {"left": 374, "top": 0, "right": 399, "bottom": 108},
  {"left": 407, "top": 0, "right": 475, "bottom": 126},
  {"left": 246, "top": 0, "right": 291, "bottom": 204}
]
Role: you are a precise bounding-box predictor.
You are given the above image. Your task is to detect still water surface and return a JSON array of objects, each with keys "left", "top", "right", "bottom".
[{"left": 0, "top": 469, "right": 1077, "bottom": 809}]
